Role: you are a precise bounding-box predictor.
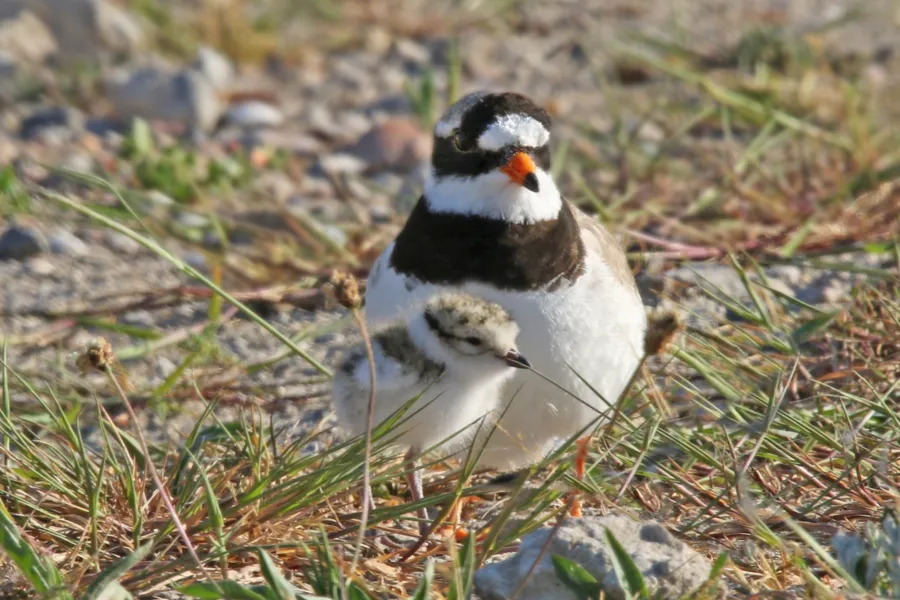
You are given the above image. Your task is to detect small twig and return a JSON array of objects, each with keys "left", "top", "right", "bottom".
[
  {"left": 350, "top": 307, "right": 376, "bottom": 572},
  {"left": 327, "top": 273, "right": 375, "bottom": 582},
  {"left": 76, "top": 339, "right": 219, "bottom": 590}
]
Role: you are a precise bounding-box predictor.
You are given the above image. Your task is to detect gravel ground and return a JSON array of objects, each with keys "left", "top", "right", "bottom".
[{"left": 1, "top": 0, "right": 898, "bottom": 470}]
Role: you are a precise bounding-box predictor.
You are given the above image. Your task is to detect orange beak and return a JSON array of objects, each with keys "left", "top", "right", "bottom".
[{"left": 499, "top": 152, "right": 539, "bottom": 192}]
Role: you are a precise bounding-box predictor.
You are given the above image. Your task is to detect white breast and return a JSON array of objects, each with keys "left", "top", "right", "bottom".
[
  {"left": 363, "top": 230, "right": 647, "bottom": 470},
  {"left": 460, "top": 251, "right": 646, "bottom": 468}
]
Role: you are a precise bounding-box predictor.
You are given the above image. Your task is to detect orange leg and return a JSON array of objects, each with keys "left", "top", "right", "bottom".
[
  {"left": 568, "top": 436, "right": 590, "bottom": 517},
  {"left": 438, "top": 476, "right": 473, "bottom": 540}
]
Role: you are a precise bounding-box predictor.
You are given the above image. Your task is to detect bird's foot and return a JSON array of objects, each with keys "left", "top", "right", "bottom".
[{"left": 567, "top": 436, "right": 591, "bottom": 517}]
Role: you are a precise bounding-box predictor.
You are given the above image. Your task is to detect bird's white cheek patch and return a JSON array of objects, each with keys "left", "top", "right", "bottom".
[{"left": 478, "top": 114, "right": 550, "bottom": 151}]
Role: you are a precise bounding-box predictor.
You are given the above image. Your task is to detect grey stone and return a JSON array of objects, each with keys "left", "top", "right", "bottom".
[
  {"left": 317, "top": 153, "right": 368, "bottom": 176},
  {"left": 20, "top": 106, "right": 84, "bottom": 139},
  {"left": 393, "top": 38, "right": 431, "bottom": 64},
  {"left": 24, "top": 256, "right": 54, "bottom": 275},
  {"left": 183, "top": 251, "right": 207, "bottom": 271},
  {"left": 155, "top": 357, "right": 176, "bottom": 380},
  {"left": 106, "top": 66, "right": 222, "bottom": 131},
  {"left": 49, "top": 230, "right": 88, "bottom": 257},
  {"left": 0, "top": 52, "right": 16, "bottom": 103},
  {"left": 144, "top": 190, "right": 176, "bottom": 209},
  {"left": 103, "top": 230, "right": 140, "bottom": 254},
  {"left": 0, "top": 9, "right": 57, "bottom": 64},
  {"left": 223, "top": 101, "right": 284, "bottom": 129},
  {"left": 192, "top": 46, "right": 234, "bottom": 92},
  {"left": 122, "top": 310, "right": 154, "bottom": 328},
  {"left": 58, "top": 151, "right": 94, "bottom": 175},
  {"left": 474, "top": 514, "right": 715, "bottom": 600},
  {"left": 24, "top": 0, "right": 143, "bottom": 60},
  {"left": 174, "top": 212, "right": 209, "bottom": 229},
  {"left": 0, "top": 225, "right": 48, "bottom": 260},
  {"left": 307, "top": 104, "right": 343, "bottom": 139}
]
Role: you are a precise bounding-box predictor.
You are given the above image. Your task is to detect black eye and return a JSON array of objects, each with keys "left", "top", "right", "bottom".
[
  {"left": 464, "top": 336, "right": 482, "bottom": 346},
  {"left": 453, "top": 130, "right": 472, "bottom": 152}
]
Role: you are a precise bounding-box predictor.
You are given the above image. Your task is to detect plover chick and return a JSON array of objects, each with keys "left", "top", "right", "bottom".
[{"left": 333, "top": 293, "right": 529, "bottom": 534}]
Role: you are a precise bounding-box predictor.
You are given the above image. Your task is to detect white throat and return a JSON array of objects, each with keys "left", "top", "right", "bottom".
[{"left": 424, "top": 167, "right": 562, "bottom": 224}]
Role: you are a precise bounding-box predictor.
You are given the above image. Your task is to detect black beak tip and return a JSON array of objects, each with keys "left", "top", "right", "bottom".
[
  {"left": 503, "top": 350, "right": 531, "bottom": 369},
  {"left": 522, "top": 172, "right": 539, "bottom": 193}
]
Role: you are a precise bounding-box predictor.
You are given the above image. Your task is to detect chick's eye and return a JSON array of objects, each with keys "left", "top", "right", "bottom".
[{"left": 464, "top": 337, "right": 482, "bottom": 346}]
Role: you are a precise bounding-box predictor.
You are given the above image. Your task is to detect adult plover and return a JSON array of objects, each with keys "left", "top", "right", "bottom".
[
  {"left": 333, "top": 293, "right": 529, "bottom": 533},
  {"left": 365, "top": 91, "right": 647, "bottom": 514}
]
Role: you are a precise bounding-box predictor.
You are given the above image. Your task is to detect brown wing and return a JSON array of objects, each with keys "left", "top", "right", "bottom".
[{"left": 569, "top": 201, "right": 639, "bottom": 294}]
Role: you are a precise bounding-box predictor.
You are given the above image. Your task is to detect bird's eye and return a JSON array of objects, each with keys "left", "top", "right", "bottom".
[
  {"left": 464, "top": 337, "right": 482, "bottom": 346},
  {"left": 452, "top": 130, "right": 470, "bottom": 152}
]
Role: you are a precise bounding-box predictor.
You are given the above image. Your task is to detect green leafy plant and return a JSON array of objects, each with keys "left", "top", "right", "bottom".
[
  {"left": 552, "top": 555, "right": 601, "bottom": 600},
  {"left": 0, "top": 165, "right": 30, "bottom": 215},
  {"left": 120, "top": 119, "right": 251, "bottom": 203}
]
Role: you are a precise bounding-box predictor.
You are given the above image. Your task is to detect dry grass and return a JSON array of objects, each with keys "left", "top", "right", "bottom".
[{"left": 2, "top": 2, "right": 900, "bottom": 599}]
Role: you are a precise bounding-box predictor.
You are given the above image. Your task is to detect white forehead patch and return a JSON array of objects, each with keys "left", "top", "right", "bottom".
[
  {"left": 434, "top": 91, "right": 489, "bottom": 138},
  {"left": 477, "top": 114, "right": 550, "bottom": 151}
]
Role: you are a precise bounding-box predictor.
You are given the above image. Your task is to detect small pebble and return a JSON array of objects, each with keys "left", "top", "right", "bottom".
[
  {"left": 175, "top": 212, "right": 210, "bottom": 229},
  {"left": 20, "top": 106, "right": 85, "bottom": 140},
  {"left": 0, "top": 225, "right": 48, "bottom": 261},
  {"left": 183, "top": 251, "right": 208, "bottom": 270},
  {"left": 224, "top": 101, "right": 285, "bottom": 129},
  {"left": 25, "top": 257, "right": 55, "bottom": 276},
  {"left": 49, "top": 230, "right": 89, "bottom": 257},
  {"left": 192, "top": 46, "right": 234, "bottom": 91},
  {"left": 155, "top": 357, "right": 177, "bottom": 380},
  {"left": 103, "top": 231, "right": 140, "bottom": 254}
]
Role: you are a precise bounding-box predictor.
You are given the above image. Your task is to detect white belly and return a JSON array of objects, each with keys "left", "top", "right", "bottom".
[
  {"left": 465, "top": 255, "right": 647, "bottom": 469},
  {"left": 364, "top": 245, "right": 647, "bottom": 470}
]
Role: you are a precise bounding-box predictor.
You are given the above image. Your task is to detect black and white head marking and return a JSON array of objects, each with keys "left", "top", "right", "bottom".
[{"left": 426, "top": 91, "right": 561, "bottom": 224}]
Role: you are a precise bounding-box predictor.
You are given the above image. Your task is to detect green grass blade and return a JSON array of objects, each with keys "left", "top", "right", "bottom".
[
  {"left": 605, "top": 528, "right": 649, "bottom": 600},
  {"left": 82, "top": 542, "right": 153, "bottom": 600},
  {"left": 43, "top": 189, "right": 332, "bottom": 377},
  {"left": 551, "top": 555, "right": 601, "bottom": 599},
  {"left": 0, "top": 496, "right": 70, "bottom": 598}
]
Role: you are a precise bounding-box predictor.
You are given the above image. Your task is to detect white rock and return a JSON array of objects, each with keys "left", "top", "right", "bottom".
[
  {"left": 0, "top": 9, "right": 57, "bottom": 64},
  {"left": 49, "top": 230, "right": 88, "bottom": 257},
  {"left": 25, "top": 256, "right": 54, "bottom": 275},
  {"left": 106, "top": 67, "right": 222, "bottom": 131},
  {"left": 317, "top": 153, "right": 368, "bottom": 176},
  {"left": 155, "top": 357, "right": 176, "bottom": 380},
  {"left": 223, "top": 100, "right": 284, "bottom": 129},
  {"left": 393, "top": 38, "right": 430, "bottom": 64},
  {"left": 474, "top": 514, "right": 716, "bottom": 600},
  {"left": 192, "top": 46, "right": 234, "bottom": 92},
  {"left": 103, "top": 230, "right": 140, "bottom": 254}
]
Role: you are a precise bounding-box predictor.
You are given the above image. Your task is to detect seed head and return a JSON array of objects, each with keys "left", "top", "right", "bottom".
[
  {"left": 76, "top": 337, "right": 115, "bottom": 374},
  {"left": 644, "top": 310, "right": 683, "bottom": 356},
  {"left": 328, "top": 271, "right": 362, "bottom": 309}
]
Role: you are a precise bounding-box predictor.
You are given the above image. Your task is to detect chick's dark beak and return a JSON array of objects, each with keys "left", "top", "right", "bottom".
[
  {"left": 522, "top": 171, "right": 539, "bottom": 193},
  {"left": 503, "top": 349, "right": 531, "bottom": 369}
]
